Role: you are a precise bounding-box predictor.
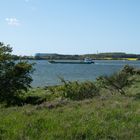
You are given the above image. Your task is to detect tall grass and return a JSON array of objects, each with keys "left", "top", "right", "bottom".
[{"left": 0, "top": 94, "right": 139, "bottom": 140}]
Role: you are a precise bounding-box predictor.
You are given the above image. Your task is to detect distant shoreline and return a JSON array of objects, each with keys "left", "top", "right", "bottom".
[{"left": 12, "top": 52, "right": 140, "bottom": 61}]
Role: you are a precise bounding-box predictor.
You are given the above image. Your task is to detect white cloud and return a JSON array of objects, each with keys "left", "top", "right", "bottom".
[{"left": 5, "top": 18, "right": 20, "bottom": 26}]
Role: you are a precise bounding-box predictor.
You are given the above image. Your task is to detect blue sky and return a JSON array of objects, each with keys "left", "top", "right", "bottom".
[{"left": 0, "top": 0, "right": 140, "bottom": 55}]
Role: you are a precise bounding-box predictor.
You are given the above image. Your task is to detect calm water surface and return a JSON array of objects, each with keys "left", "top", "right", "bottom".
[{"left": 31, "top": 60, "right": 140, "bottom": 87}]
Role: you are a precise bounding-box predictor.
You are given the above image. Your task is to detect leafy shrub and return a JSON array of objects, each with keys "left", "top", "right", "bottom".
[
  {"left": 121, "top": 65, "right": 140, "bottom": 75},
  {"left": 0, "top": 42, "right": 34, "bottom": 105},
  {"left": 96, "top": 65, "right": 137, "bottom": 95},
  {"left": 51, "top": 79, "right": 100, "bottom": 100},
  {"left": 121, "top": 65, "right": 135, "bottom": 75}
]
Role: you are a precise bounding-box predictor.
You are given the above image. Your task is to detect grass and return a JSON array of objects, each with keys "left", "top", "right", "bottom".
[
  {"left": 0, "top": 85, "right": 140, "bottom": 140},
  {"left": 0, "top": 67, "right": 140, "bottom": 140}
]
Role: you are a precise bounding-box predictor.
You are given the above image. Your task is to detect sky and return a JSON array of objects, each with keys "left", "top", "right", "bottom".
[{"left": 0, "top": 0, "right": 140, "bottom": 55}]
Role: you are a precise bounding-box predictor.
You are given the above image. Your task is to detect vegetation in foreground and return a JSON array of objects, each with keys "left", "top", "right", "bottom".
[
  {"left": 0, "top": 83, "right": 140, "bottom": 140},
  {"left": 0, "top": 42, "right": 140, "bottom": 139},
  {"left": 0, "top": 42, "right": 34, "bottom": 105},
  {"left": 0, "top": 70, "right": 140, "bottom": 139}
]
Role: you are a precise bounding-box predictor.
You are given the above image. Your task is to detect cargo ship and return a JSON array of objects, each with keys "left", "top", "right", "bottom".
[{"left": 48, "top": 58, "right": 94, "bottom": 64}]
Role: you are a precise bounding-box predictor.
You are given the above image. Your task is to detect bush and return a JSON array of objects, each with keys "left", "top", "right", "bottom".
[
  {"left": 96, "top": 65, "right": 136, "bottom": 95},
  {"left": 121, "top": 65, "right": 140, "bottom": 75},
  {"left": 0, "top": 42, "right": 34, "bottom": 105},
  {"left": 121, "top": 65, "right": 135, "bottom": 75},
  {"left": 50, "top": 79, "right": 100, "bottom": 100}
]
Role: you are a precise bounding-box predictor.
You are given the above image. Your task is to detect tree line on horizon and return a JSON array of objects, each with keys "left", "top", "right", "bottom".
[{"left": 12, "top": 52, "right": 140, "bottom": 60}]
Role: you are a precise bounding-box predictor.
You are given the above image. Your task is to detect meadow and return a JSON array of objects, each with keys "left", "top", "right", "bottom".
[{"left": 0, "top": 69, "right": 140, "bottom": 140}]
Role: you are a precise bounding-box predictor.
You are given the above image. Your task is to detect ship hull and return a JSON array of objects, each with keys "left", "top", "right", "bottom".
[{"left": 48, "top": 61, "right": 94, "bottom": 64}]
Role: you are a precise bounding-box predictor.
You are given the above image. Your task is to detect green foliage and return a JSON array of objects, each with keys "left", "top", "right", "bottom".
[
  {"left": 0, "top": 65, "right": 140, "bottom": 139},
  {"left": 121, "top": 65, "right": 135, "bottom": 75},
  {"left": 121, "top": 65, "right": 140, "bottom": 75},
  {"left": 51, "top": 78, "right": 100, "bottom": 100},
  {"left": 96, "top": 65, "right": 136, "bottom": 95},
  {"left": 0, "top": 42, "right": 34, "bottom": 105}
]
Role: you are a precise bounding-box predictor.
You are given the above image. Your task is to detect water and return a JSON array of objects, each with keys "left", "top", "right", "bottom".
[{"left": 30, "top": 60, "right": 140, "bottom": 87}]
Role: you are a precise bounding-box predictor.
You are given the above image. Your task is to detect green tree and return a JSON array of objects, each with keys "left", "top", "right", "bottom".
[{"left": 0, "top": 42, "right": 34, "bottom": 105}]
